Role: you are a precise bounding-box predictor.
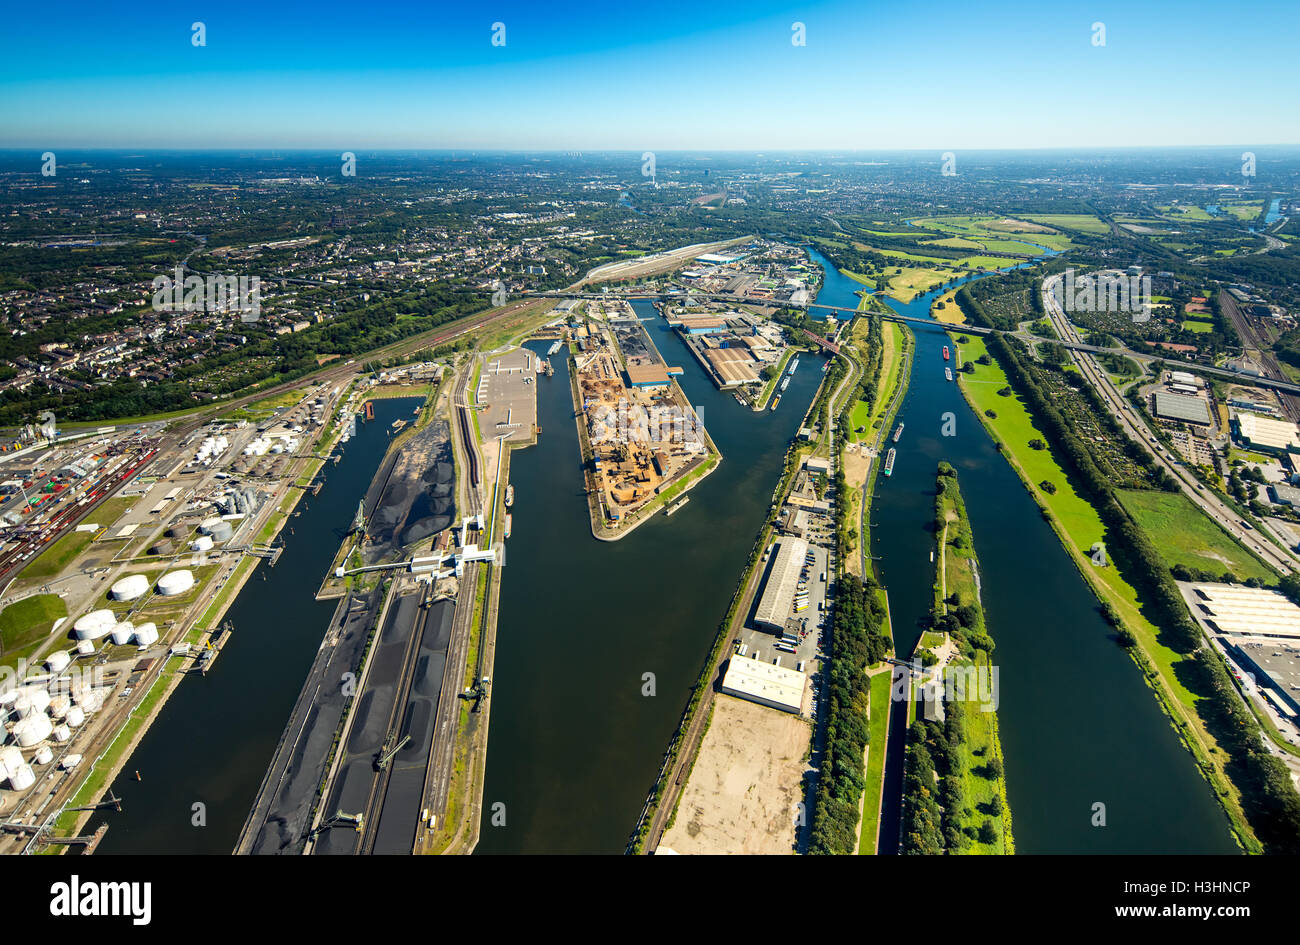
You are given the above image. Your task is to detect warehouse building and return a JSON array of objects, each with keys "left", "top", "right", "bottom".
[
  {"left": 1153, "top": 390, "right": 1211, "bottom": 426},
  {"left": 1226, "top": 641, "right": 1300, "bottom": 717},
  {"left": 754, "top": 537, "right": 809, "bottom": 631},
  {"left": 1189, "top": 583, "right": 1300, "bottom": 642},
  {"left": 720, "top": 654, "right": 807, "bottom": 714},
  {"left": 1233, "top": 413, "right": 1300, "bottom": 455}
]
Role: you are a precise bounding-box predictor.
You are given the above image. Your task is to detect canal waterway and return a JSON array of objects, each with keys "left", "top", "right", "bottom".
[
  {"left": 90, "top": 397, "right": 422, "bottom": 853},
  {"left": 475, "top": 303, "right": 824, "bottom": 853},
  {"left": 802, "top": 247, "right": 1238, "bottom": 853}
]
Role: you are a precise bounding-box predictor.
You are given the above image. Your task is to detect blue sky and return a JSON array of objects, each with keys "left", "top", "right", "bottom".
[{"left": 1, "top": 0, "right": 1296, "bottom": 149}]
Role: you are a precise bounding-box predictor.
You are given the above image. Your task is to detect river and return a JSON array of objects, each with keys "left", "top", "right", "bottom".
[
  {"left": 88, "top": 397, "right": 422, "bottom": 853},
  {"left": 475, "top": 303, "right": 824, "bottom": 853},
  {"left": 801, "top": 248, "right": 1236, "bottom": 854}
]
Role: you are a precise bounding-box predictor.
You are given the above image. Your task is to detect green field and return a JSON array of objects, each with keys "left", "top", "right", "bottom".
[
  {"left": 0, "top": 593, "right": 67, "bottom": 664},
  {"left": 1117, "top": 489, "right": 1275, "bottom": 583},
  {"left": 1021, "top": 213, "right": 1110, "bottom": 234},
  {"left": 1182, "top": 319, "right": 1214, "bottom": 333}
]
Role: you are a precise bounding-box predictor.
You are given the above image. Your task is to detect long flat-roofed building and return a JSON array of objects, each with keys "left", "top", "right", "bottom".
[
  {"left": 1234, "top": 413, "right": 1300, "bottom": 455},
  {"left": 720, "top": 654, "right": 806, "bottom": 714},
  {"left": 1190, "top": 583, "right": 1300, "bottom": 641},
  {"left": 1153, "top": 390, "right": 1211, "bottom": 426},
  {"left": 755, "top": 537, "right": 808, "bottom": 631}
]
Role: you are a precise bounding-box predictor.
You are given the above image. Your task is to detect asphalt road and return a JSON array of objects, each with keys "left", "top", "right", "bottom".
[{"left": 1041, "top": 273, "right": 1298, "bottom": 576}]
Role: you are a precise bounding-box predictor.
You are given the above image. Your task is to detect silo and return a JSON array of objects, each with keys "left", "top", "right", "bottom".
[
  {"left": 65, "top": 705, "right": 85, "bottom": 729},
  {"left": 45, "top": 651, "right": 70, "bottom": 674},
  {"left": 133, "top": 623, "right": 159, "bottom": 646}
]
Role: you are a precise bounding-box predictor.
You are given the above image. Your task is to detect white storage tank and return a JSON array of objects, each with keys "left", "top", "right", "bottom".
[
  {"left": 14, "top": 714, "right": 52, "bottom": 747},
  {"left": 73, "top": 689, "right": 103, "bottom": 712},
  {"left": 13, "top": 688, "right": 50, "bottom": 719},
  {"left": 45, "top": 651, "right": 71, "bottom": 674},
  {"left": 109, "top": 574, "right": 149, "bottom": 601},
  {"left": 133, "top": 623, "right": 159, "bottom": 647},
  {"left": 8, "top": 763, "right": 35, "bottom": 791},
  {"left": 51, "top": 724, "right": 71, "bottom": 744},
  {"left": 0, "top": 689, "right": 16, "bottom": 709},
  {"left": 47, "top": 695, "right": 70, "bottom": 719},
  {"left": 65, "top": 705, "right": 85, "bottom": 728},
  {"left": 76, "top": 639, "right": 95, "bottom": 657},
  {"left": 0, "top": 745, "right": 24, "bottom": 777},
  {"left": 199, "top": 517, "right": 223, "bottom": 535},
  {"left": 33, "top": 746, "right": 53, "bottom": 766},
  {"left": 73, "top": 609, "right": 117, "bottom": 640},
  {"left": 207, "top": 520, "right": 233, "bottom": 543},
  {"left": 156, "top": 570, "right": 194, "bottom": 596},
  {"left": 110, "top": 622, "right": 135, "bottom": 647},
  {"left": 190, "top": 535, "right": 214, "bottom": 553}
]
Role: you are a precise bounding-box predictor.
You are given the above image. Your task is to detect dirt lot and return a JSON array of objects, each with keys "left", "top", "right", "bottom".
[{"left": 658, "top": 695, "right": 810, "bottom": 855}]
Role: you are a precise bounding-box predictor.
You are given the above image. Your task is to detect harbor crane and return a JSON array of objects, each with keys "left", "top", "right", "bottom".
[{"left": 375, "top": 733, "right": 411, "bottom": 771}]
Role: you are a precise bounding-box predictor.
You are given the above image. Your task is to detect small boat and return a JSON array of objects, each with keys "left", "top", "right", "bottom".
[
  {"left": 945, "top": 367, "right": 953, "bottom": 382},
  {"left": 788, "top": 358, "right": 800, "bottom": 376},
  {"left": 503, "top": 514, "right": 512, "bottom": 539},
  {"left": 892, "top": 423, "right": 904, "bottom": 443},
  {"left": 883, "top": 448, "right": 896, "bottom": 476},
  {"left": 942, "top": 346, "right": 950, "bottom": 361},
  {"left": 770, "top": 396, "right": 781, "bottom": 411},
  {"left": 504, "top": 484, "right": 514, "bottom": 508},
  {"left": 779, "top": 376, "right": 791, "bottom": 392}
]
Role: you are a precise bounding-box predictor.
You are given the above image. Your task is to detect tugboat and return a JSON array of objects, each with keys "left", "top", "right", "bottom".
[{"left": 942, "top": 345, "right": 950, "bottom": 361}]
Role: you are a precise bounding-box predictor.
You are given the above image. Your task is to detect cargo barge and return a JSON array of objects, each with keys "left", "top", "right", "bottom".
[{"left": 883, "top": 447, "right": 896, "bottom": 477}]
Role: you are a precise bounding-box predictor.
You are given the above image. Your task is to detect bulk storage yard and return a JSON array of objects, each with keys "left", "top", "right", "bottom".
[{"left": 0, "top": 380, "right": 359, "bottom": 851}]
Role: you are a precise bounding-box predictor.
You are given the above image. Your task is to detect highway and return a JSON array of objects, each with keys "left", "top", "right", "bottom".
[{"left": 1040, "top": 273, "right": 1299, "bottom": 576}]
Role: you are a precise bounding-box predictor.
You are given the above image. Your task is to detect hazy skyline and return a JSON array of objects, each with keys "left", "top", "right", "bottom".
[{"left": 3, "top": 0, "right": 1298, "bottom": 151}]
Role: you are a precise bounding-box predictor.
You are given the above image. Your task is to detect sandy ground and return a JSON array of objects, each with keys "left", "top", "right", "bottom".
[{"left": 658, "top": 695, "right": 810, "bottom": 855}]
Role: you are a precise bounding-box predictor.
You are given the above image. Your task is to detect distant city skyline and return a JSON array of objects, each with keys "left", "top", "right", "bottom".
[{"left": 3, "top": 0, "right": 1298, "bottom": 151}]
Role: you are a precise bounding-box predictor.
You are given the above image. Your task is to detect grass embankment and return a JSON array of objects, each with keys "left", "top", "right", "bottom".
[
  {"left": 955, "top": 334, "right": 1259, "bottom": 851},
  {"left": 0, "top": 594, "right": 68, "bottom": 667},
  {"left": 924, "top": 464, "right": 1013, "bottom": 853},
  {"left": 856, "top": 667, "right": 892, "bottom": 854}
]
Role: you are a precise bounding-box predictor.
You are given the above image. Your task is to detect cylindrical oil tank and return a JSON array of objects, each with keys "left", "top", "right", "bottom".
[
  {"left": 133, "top": 623, "right": 159, "bottom": 647},
  {"left": 47, "top": 695, "right": 70, "bottom": 719},
  {"left": 199, "top": 517, "right": 223, "bottom": 535},
  {"left": 0, "top": 745, "right": 24, "bottom": 777},
  {"left": 8, "top": 764, "right": 35, "bottom": 791},
  {"left": 33, "top": 746, "right": 53, "bottom": 765},
  {"left": 45, "top": 651, "right": 70, "bottom": 674},
  {"left": 110, "top": 622, "right": 134, "bottom": 646},
  {"left": 109, "top": 574, "right": 149, "bottom": 601},
  {"left": 189, "top": 535, "right": 213, "bottom": 553},
  {"left": 65, "top": 705, "right": 85, "bottom": 728},
  {"left": 207, "top": 520, "right": 233, "bottom": 543},
  {"left": 76, "top": 639, "right": 95, "bottom": 657},
  {"left": 156, "top": 570, "right": 194, "bottom": 595},
  {"left": 51, "top": 724, "right": 71, "bottom": 744},
  {"left": 73, "top": 609, "right": 116, "bottom": 640},
  {"left": 13, "top": 688, "right": 50, "bottom": 719},
  {"left": 15, "top": 714, "right": 52, "bottom": 747}
]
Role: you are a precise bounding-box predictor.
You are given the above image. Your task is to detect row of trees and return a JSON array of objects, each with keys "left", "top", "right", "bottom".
[
  {"left": 807, "top": 572, "right": 892, "bottom": 854},
  {"left": 988, "top": 332, "right": 1300, "bottom": 853}
]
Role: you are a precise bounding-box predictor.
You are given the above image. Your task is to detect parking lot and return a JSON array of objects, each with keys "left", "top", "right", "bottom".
[{"left": 737, "top": 539, "right": 832, "bottom": 709}]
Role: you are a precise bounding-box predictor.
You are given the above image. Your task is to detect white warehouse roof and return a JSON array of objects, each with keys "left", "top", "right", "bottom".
[
  {"left": 1191, "top": 583, "right": 1300, "bottom": 641},
  {"left": 720, "top": 654, "right": 807, "bottom": 714},
  {"left": 754, "top": 537, "right": 809, "bottom": 631}
]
